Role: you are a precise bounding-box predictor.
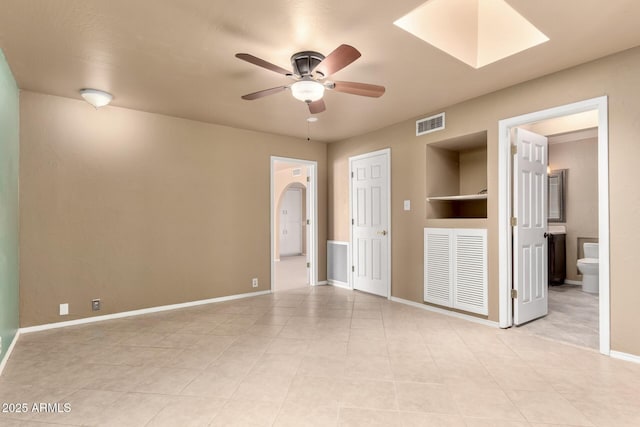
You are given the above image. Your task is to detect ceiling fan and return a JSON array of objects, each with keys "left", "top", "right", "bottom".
[{"left": 235, "top": 44, "right": 385, "bottom": 114}]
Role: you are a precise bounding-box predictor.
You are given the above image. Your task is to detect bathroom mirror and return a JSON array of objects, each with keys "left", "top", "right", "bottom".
[{"left": 548, "top": 169, "right": 566, "bottom": 223}]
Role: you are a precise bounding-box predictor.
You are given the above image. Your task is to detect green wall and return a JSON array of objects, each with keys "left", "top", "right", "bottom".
[{"left": 0, "top": 49, "right": 19, "bottom": 362}]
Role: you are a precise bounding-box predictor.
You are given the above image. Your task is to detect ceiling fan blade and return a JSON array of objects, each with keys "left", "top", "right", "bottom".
[
  {"left": 235, "top": 53, "right": 292, "bottom": 75},
  {"left": 241, "top": 86, "right": 287, "bottom": 100},
  {"left": 314, "top": 44, "right": 361, "bottom": 77},
  {"left": 331, "top": 81, "right": 386, "bottom": 98},
  {"left": 308, "top": 99, "right": 326, "bottom": 114}
]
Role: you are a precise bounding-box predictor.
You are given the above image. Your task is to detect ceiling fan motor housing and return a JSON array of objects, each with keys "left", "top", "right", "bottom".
[{"left": 291, "top": 51, "right": 325, "bottom": 77}]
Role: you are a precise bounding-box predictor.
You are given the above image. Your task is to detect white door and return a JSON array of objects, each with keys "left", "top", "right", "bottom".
[
  {"left": 513, "top": 128, "right": 548, "bottom": 325},
  {"left": 280, "top": 188, "right": 302, "bottom": 256},
  {"left": 351, "top": 151, "right": 390, "bottom": 297}
]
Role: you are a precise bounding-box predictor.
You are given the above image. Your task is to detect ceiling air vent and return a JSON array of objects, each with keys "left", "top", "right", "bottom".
[{"left": 416, "top": 112, "right": 445, "bottom": 136}]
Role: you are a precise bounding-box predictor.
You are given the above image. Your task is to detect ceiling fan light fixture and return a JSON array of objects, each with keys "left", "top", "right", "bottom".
[
  {"left": 80, "top": 88, "right": 113, "bottom": 108},
  {"left": 290, "top": 80, "right": 325, "bottom": 103}
]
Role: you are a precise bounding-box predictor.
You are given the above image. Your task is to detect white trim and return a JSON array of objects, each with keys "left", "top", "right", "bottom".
[
  {"left": 327, "top": 240, "right": 349, "bottom": 246},
  {"left": 0, "top": 330, "right": 20, "bottom": 377},
  {"left": 316, "top": 280, "right": 328, "bottom": 285},
  {"left": 19, "top": 290, "right": 271, "bottom": 334},
  {"left": 610, "top": 350, "right": 640, "bottom": 364},
  {"left": 327, "top": 280, "right": 350, "bottom": 288},
  {"left": 563, "top": 280, "right": 582, "bottom": 286},
  {"left": 390, "top": 297, "right": 499, "bottom": 328},
  {"left": 348, "top": 148, "right": 392, "bottom": 299},
  {"left": 270, "top": 157, "right": 318, "bottom": 291},
  {"left": 498, "top": 96, "right": 610, "bottom": 355}
]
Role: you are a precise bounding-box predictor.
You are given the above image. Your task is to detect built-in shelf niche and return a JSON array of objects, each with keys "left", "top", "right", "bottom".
[{"left": 426, "top": 131, "right": 487, "bottom": 219}]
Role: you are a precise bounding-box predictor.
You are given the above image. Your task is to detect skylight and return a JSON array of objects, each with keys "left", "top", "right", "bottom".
[{"left": 394, "top": 0, "right": 549, "bottom": 68}]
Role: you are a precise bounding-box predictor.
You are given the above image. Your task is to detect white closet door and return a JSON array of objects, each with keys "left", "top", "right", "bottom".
[
  {"left": 280, "top": 188, "right": 302, "bottom": 256},
  {"left": 351, "top": 152, "right": 390, "bottom": 297}
]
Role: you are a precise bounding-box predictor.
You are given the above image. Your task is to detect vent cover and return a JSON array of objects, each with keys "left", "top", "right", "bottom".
[
  {"left": 416, "top": 112, "right": 445, "bottom": 136},
  {"left": 292, "top": 168, "right": 302, "bottom": 177}
]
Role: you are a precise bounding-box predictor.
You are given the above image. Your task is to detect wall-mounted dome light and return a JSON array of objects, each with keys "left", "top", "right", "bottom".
[{"left": 80, "top": 88, "right": 113, "bottom": 108}]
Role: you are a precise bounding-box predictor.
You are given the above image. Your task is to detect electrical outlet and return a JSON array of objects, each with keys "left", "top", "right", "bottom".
[
  {"left": 59, "top": 303, "right": 69, "bottom": 316},
  {"left": 252, "top": 278, "right": 258, "bottom": 288},
  {"left": 92, "top": 299, "right": 101, "bottom": 311}
]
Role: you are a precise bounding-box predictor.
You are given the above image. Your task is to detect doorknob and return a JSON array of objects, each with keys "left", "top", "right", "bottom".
[
  {"left": 377, "top": 230, "right": 387, "bottom": 236},
  {"left": 544, "top": 232, "right": 549, "bottom": 238}
]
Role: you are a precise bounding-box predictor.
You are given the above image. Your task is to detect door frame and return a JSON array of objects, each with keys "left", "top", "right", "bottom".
[
  {"left": 270, "top": 157, "right": 318, "bottom": 289},
  {"left": 348, "top": 148, "right": 392, "bottom": 299},
  {"left": 498, "top": 96, "right": 610, "bottom": 355}
]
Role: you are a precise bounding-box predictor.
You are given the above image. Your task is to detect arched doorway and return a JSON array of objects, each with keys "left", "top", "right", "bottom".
[{"left": 271, "top": 158, "right": 318, "bottom": 291}]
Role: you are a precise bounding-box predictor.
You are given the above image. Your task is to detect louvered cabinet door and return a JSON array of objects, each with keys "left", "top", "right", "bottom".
[
  {"left": 453, "top": 229, "right": 487, "bottom": 315},
  {"left": 424, "top": 228, "right": 453, "bottom": 307},
  {"left": 424, "top": 228, "right": 487, "bottom": 316}
]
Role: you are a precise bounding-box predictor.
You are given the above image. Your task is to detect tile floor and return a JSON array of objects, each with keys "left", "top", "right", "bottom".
[
  {"left": 274, "top": 255, "right": 308, "bottom": 292},
  {"left": 1, "top": 285, "right": 639, "bottom": 426},
  {"left": 518, "top": 284, "right": 599, "bottom": 349}
]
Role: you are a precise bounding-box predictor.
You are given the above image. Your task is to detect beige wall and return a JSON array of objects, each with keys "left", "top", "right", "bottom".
[
  {"left": 328, "top": 46, "right": 640, "bottom": 356},
  {"left": 548, "top": 137, "right": 599, "bottom": 282},
  {"left": 19, "top": 91, "right": 327, "bottom": 327}
]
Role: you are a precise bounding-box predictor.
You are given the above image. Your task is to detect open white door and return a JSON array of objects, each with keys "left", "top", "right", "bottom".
[
  {"left": 513, "top": 128, "right": 548, "bottom": 325},
  {"left": 350, "top": 150, "right": 390, "bottom": 298}
]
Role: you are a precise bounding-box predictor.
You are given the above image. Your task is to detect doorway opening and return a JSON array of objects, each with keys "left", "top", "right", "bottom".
[
  {"left": 498, "top": 96, "right": 610, "bottom": 355},
  {"left": 271, "top": 157, "right": 318, "bottom": 292}
]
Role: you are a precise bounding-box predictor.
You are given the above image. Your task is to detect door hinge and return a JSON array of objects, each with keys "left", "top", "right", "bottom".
[
  {"left": 351, "top": 171, "right": 354, "bottom": 178},
  {"left": 306, "top": 219, "right": 310, "bottom": 225},
  {"left": 511, "top": 289, "right": 518, "bottom": 299},
  {"left": 351, "top": 218, "right": 354, "bottom": 225},
  {"left": 351, "top": 266, "right": 355, "bottom": 272},
  {"left": 306, "top": 176, "right": 310, "bottom": 182},
  {"left": 306, "top": 262, "right": 310, "bottom": 268},
  {"left": 511, "top": 145, "right": 517, "bottom": 156},
  {"left": 511, "top": 217, "right": 517, "bottom": 227}
]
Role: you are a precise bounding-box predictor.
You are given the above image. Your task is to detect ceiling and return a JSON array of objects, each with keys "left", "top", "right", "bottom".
[{"left": 1, "top": 0, "right": 639, "bottom": 142}]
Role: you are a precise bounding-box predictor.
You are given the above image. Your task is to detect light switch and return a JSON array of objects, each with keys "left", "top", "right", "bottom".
[
  {"left": 59, "top": 303, "right": 69, "bottom": 316},
  {"left": 404, "top": 200, "right": 411, "bottom": 211}
]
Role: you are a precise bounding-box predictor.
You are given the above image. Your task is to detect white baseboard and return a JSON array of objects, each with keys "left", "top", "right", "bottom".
[
  {"left": 390, "top": 297, "right": 500, "bottom": 328},
  {"left": 0, "top": 330, "right": 20, "bottom": 377},
  {"left": 610, "top": 350, "right": 640, "bottom": 364},
  {"left": 328, "top": 279, "right": 349, "bottom": 287},
  {"left": 563, "top": 280, "right": 582, "bottom": 286},
  {"left": 20, "top": 290, "right": 271, "bottom": 334},
  {"left": 328, "top": 280, "right": 351, "bottom": 290},
  {"left": 315, "top": 281, "right": 329, "bottom": 286}
]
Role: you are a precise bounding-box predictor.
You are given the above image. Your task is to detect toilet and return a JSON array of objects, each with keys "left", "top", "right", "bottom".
[{"left": 577, "top": 242, "right": 599, "bottom": 294}]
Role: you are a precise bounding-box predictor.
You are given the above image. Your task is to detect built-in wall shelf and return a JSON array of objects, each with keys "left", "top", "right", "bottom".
[
  {"left": 425, "top": 218, "right": 488, "bottom": 229},
  {"left": 427, "top": 194, "right": 487, "bottom": 202},
  {"left": 426, "top": 130, "right": 488, "bottom": 219}
]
